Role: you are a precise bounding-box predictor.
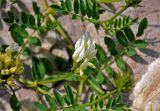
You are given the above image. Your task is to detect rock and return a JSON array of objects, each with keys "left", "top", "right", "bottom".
[{"left": 133, "top": 58, "right": 160, "bottom": 111}]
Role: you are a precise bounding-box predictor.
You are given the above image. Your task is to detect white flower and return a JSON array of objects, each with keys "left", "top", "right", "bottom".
[
  {"left": 72, "top": 32, "right": 97, "bottom": 63},
  {"left": 72, "top": 31, "right": 97, "bottom": 75}
]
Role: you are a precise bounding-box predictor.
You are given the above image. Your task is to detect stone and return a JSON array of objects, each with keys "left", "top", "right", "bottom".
[{"left": 133, "top": 58, "right": 160, "bottom": 111}]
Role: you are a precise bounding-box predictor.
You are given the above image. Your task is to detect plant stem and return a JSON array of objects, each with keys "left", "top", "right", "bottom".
[
  {"left": 38, "top": 72, "right": 74, "bottom": 84},
  {"left": 75, "top": 76, "right": 86, "bottom": 104},
  {"left": 18, "top": 30, "right": 36, "bottom": 55},
  {"left": 97, "top": 0, "right": 122, "bottom": 3},
  {"left": 41, "top": 0, "right": 74, "bottom": 52},
  {"left": 14, "top": 77, "right": 55, "bottom": 98},
  {"left": 37, "top": 87, "right": 55, "bottom": 98},
  {"left": 79, "top": 89, "right": 117, "bottom": 107},
  {"left": 8, "top": 85, "right": 16, "bottom": 95},
  {"left": 101, "top": 5, "right": 129, "bottom": 24}
]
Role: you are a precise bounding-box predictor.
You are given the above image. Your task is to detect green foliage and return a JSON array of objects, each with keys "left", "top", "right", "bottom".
[
  {"left": 115, "top": 73, "right": 134, "bottom": 92},
  {"left": 115, "top": 56, "right": 126, "bottom": 70},
  {"left": 54, "top": 90, "right": 65, "bottom": 106},
  {"left": 97, "top": 0, "right": 121, "bottom": 3},
  {"left": 135, "top": 39, "right": 148, "bottom": 48},
  {"left": 29, "top": 37, "right": 41, "bottom": 46},
  {"left": 32, "top": 1, "right": 41, "bottom": 15},
  {"left": 64, "top": 106, "right": 86, "bottom": 111},
  {"left": 32, "top": 57, "right": 45, "bottom": 80},
  {"left": 116, "top": 30, "right": 128, "bottom": 47},
  {"left": 125, "top": 0, "right": 141, "bottom": 7},
  {"left": 22, "top": 47, "right": 31, "bottom": 56},
  {"left": 9, "top": 24, "right": 28, "bottom": 46},
  {"left": 40, "top": 58, "right": 54, "bottom": 74},
  {"left": 50, "top": 0, "right": 100, "bottom": 24},
  {"left": 21, "top": 12, "right": 28, "bottom": 24},
  {"left": 106, "top": 94, "right": 128, "bottom": 110},
  {"left": 96, "top": 44, "right": 108, "bottom": 64},
  {"left": 0, "top": 0, "right": 5, "bottom": 7},
  {"left": 105, "top": 16, "right": 138, "bottom": 32},
  {"left": 137, "top": 17, "right": 148, "bottom": 37},
  {"left": 123, "top": 27, "right": 135, "bottom": 41},
  {"left": 45, "top": 94, "right": 57, "bottom": 109},
  {"left": 96, "top": 72, "right": 105, "bottom": 84},
  {"left": 125, "top": 46, "right": 136, "bottom": 56},
  {"left": 2, "top": 0, "right": 147, "bottom": 111},
  {"left": 88, "top": 76, "right": 105, "bottom": 95},
  {"left": 10, "top": 94, "right": 21, "bottom": 111},
  {"left": 64, "top": 84, "right": 75, "bottom": 105},
  {"left": 34, "top": 102, "right": 48, "bottom": 111}
]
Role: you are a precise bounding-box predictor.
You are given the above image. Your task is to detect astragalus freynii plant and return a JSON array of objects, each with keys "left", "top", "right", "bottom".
[{"left": 0, "top": 0, "right": 148, "bottom": 110}]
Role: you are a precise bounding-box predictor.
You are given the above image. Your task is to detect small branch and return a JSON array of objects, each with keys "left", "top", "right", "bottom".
[
  {"left": 18, "top": 30, "right": 36, "bottom": 55},
  {"left": 100, "top": 5, "right": 129, "bottom": 24},
  {"left": 37, "top": 87, "right": 55, "bottom": 99},
  {"left": 8, "top": 85, "right": 16, "bottom": 95},
  {"left": 38, "top": 72, "right": 74, "bottom": 85},
  {"left": 79, "top": 89, "right": 117, "bottom": 107}
]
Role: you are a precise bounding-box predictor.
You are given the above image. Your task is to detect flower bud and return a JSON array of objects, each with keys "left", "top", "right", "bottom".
[
  {"left": 15, "top": 56, "right": 21, "bottom": 67},
  {"left": 72, "top": 32, "right": 96, "bottom": 63},
  {"left": 1, "top": 69, "right": 9, "bottom": 75},
  {"left": 4, "top": 56, "right": 12, "bottom": 69},
  {"left": 9, "top": 67, "right": 17, "bottom": 74},
  {"left": 72, "top": 32, "right": 97, "bottom": 76},
  {"left": 16, "top": 66, "right": 24, "bottom": 74},
  {"left": 7, "top": 80, "right": 15, "bottom": 86},
  {"left": 88, "top": 62, "right": 96, "bottom": 69}
]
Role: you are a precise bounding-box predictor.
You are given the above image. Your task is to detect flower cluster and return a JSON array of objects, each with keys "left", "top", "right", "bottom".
[
  {"left": 0, "top": 47, "right": 24, "bottom": 76},
  {"left": 72, "top": 32, "right": 97, "bottom": 76}
]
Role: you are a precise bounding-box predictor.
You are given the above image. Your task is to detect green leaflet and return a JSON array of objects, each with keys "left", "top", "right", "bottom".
[{"left": 137, "top": 17, "right": 148, "bottom": 37}]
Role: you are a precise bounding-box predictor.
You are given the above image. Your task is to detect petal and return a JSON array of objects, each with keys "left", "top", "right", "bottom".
[
  {"left": 72, "top": 45, "right": 84, "bottom": 61},
  {"left": 75, "top": 37, "right": 82, "bottom": 49},
  {"left": 88, "top": 62, "right": 96, "bottom": 69},
  {"left": 85, "top": 31, "right": 91, "bottom": 40},
  {"left": 77, "top": 47, "right": 85, "bottom": 62},
  {"left": 80, "top": 58, "right": 88, "bottom": 70}
]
